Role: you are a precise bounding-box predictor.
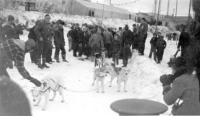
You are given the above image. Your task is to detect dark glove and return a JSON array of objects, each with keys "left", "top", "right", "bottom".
[
  {"left": 29, "top": 77, "right": 41, "bottom": 87},
  {"left": 160, "top": 74, "right": 173, "bottom": 86}
]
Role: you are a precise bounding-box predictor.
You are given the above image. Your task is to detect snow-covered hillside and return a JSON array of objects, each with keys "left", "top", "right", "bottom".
[{"left": 1, "top": 10, "right": 179, "bottom": 116}]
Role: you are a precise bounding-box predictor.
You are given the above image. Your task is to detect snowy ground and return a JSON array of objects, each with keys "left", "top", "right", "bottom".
[{"left": 3, "top": 10, "right": 179, "bottom": 116}]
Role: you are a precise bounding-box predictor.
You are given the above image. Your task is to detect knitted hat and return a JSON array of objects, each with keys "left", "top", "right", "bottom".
[
  {"left": 8, "top": 15, "right": 15, "bottom": 21},
  {"left": 56, "top": 20, "right": 65, "bottom": 25}
]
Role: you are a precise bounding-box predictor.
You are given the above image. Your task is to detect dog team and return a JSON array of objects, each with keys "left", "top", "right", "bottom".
[{"left": 31, "top": 51, "right": 138, "bottom": 111}]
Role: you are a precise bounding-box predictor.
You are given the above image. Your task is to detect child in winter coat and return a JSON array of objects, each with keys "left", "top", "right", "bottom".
[
  {"left": 156, "top": 35, "right": 167, "bottom": 64},
  {"left": 149, "top": 33, "right": 158, "bottom": 62},
  {"left": 112, "top": 33, "right": 121, "bottom": 65}
]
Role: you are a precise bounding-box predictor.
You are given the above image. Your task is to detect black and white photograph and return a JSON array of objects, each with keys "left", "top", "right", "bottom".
[{"left": 0, "top": 0, "right": 199, "bottom": 116}]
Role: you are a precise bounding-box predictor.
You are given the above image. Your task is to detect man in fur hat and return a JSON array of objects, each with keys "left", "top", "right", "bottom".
[{"left": 0, "top": 38, "right": 41, "bottom": 87}]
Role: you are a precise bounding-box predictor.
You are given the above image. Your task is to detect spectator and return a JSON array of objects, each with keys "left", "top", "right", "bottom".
[
  {"left": 103, "top": 28, "right": 113, "bottom": 58},
  {"left": 27, "top": 20, "right": 39, "bottom": 65},
  {"left": 0, "top": 38, "right": 41, "bottom": 87},
  {"left": 34, "top": 14, "right": 52, "bottom": 69},
  {"left": 71, "top": 24, "right": 79, "bottom": 57},
  {"left": 112, "top": 33, "right": 121, "bottom": 65},
  {"left": 83, "top": 26, "right": 92, "bottom": 59},
  {"left": 77, "top": 25, "right": 85, "bottom": 61},
  {"left": 160, "top": 57, "right": 200, "bottom": 115},
  {"left": 89, "top": 27, "right": 104, "bottom": 62},
  {"left": 156, "top": 34, "right": 167, "bottom": 64},
  {"left": 121, "top": 25, "right": 132, "bottom": 67},
  {"left": 46, "top": 22, "right": 55, "bottom": 64},
  {"left": 149, "top": 33, "right": 158, "bottom": 62},
  {"left": 1, "top": 15, "right": 18, "bottom": 41},
  {"left": 177, "top": 27, "right": 190, "bottom": 57},
  {"left": 67, "top": 26, "right": 73, "bottom": 52},
  {"left": 138, "top": 18, "right": 148, "bottom": 55},
  {"left": 54, "top": 20, "right": 68, "bottom": 63},
  {"left": 132, "top": 24, "right": 138, "bottom": 50}
]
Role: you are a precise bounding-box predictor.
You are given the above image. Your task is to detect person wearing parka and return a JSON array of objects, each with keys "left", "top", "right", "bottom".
[
  {"left": 149, "top": 33, "right": 158, "bottom": 62},
  {"left": 34, "top": 14, "right": 52, "bottom": 69},
  {"left": 156, "top": 34, "right": 166, "bottom": 64},
  {"left": 54, "top": 20, "right": 67, "bottom": 62},
  {"left": 103, "top": 28, "right": 113, "bottom": 58},
  {"left": 112, "top": 33, "right": 121, "bottom": 65},
  {"left": 160, "top": 57, "right": 200, "bottom": 115},
  {"left": 89, "top": 27, "right": 104, "bottom": 60},
  {"left": 121, "top": 25, "right": 132, "bottom": 67}
]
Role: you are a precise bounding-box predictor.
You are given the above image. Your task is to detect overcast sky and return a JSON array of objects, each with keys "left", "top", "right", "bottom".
[{"left": 91, "top": 0, "right": 192, "bottom": 16}]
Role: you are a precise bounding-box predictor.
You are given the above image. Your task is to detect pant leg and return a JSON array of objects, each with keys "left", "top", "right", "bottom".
[
  {"left": 42, "top": 40, "right": 48, "bottom": 59},
  {"left": 152, "top": 46, "right": 157, "bottom": 62},
  {"left": 45, "top": 40, "right": 52, "bottom": 62},
  {"left": 149, "top": 45, "right": 153, "bottom": 58},
  {"left": 37, "top": 41, "right": 44, "bottom": 60},
  {"left": 156, "top": 48, "right": 162, "bottom": 62},
  {"left": 60, "top": 45, "right": 66, "bottom": 56},
  {"left": 123, "top": 45, "right": 130, "bottom": 67},
  {"left": 160, "top": 48, "right": 164, "bottom": 61},
  {"left": 78, "top": 44, "right": 84, "bottom": 57},
  {"left": 106, "top": 43, "right": 112, "bottom": 58},
  {"left": 68, "top": 36, "right": 72, "bottom": 51},
  {"left": 73, "top": 43, "right": 78, "bottom": 56},
  {"left": 55, "top": 45, "right": 60, "bottom": 58},
  {"left": 142, "top": 33, "right": 148, "bottom": 54}
]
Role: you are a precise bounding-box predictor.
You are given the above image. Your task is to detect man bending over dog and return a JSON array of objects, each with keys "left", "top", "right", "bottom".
[{"left": 0, "top": 38, "right": 41, "bottom": 87}]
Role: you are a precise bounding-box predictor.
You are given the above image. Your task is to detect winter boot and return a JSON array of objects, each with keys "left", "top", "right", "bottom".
[
  {"left": 37, "top": 59, "right": 44, "bottom": 69},
  {"left": 55, "top": 55, "right": 60, "bottom": 63},
  {"left": 78, "top": 56, "right": 84, "bottom": 61},
  {"left": 62, "top": 55, "right": 69, "bottom": 62},
  {"left": 42, "top": 58, "right": 50, "bottom": 68}
]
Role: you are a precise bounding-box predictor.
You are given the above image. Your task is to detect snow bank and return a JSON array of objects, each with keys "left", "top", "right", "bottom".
[
  {"left": 128, "top": 52, "right": 164, "bottom": 102},
  {"left": 1, "top": 10, "right": 136, "bottom": 29}
]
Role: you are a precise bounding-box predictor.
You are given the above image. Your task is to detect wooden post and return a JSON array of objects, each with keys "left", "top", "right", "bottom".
[
  {"left": 101, "top": 0, "right": 105, "bottom": 26},
  {"left": 175, "top": 0, "right": 178, "bottom": 22},
  {"left": 155, "top": 0, "right": 162, "bottom": 34}
]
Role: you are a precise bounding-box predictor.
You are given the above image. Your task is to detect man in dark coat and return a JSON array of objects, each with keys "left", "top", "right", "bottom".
[
  {"left": 54, "top": 20, "right": 68, "bottom": 62},
  {"left": 89, "top": 27, "right": 104, "bottom": 62},
  {"left": 138, "top": 18, "right": 148, "bottom": 55},
  {"left": 77, "top": 26, "right": 85, "bottom": 61},
  {"left": 122, "top": 25, "right": 132, "bottom": 67},
  {"left": 0, "top": 38, "right": 41, "bottom": 87},
  {"left": 132, "top": 24, "right": 137, "bottom": 50},
  {"left": 149, "top": 33, "right": 158, "bottom": 62},
  {"left": 177, "top": 27, "right": 190, "bottom": 57},
  {"left": 112, "top": 33, "right": 121, "bottom": 65},
  {"left": 156, "top": 35, "right": 167, "bottom": 64},
  {"left": 71, "top": 24, "right": 79, "bottom": 57},
  {"left": 103, "top": 28, "right": 113, "bottom": 58},
  {"left": 34, "top": 14, "right": 52, "bottom": 69},
  {"left": 1, "top": 15, "right": 21, "bottom": 42},
  {"left": 82, "top": 26, "right": 92, "bottom": 59}
]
